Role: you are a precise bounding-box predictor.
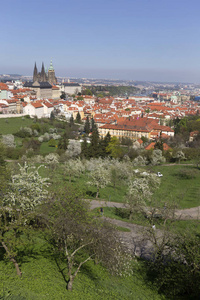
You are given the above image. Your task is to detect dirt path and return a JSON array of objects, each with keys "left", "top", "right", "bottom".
[
  {"left": 104, "top": 217, "right": 157, "bottom": 258},
  {"left": 88, "top": 199, "right": 200, "bottom": 258},
  {"left": 90, "top": 199, "right": 200, "bottom": 220},
  {"left": 89, "top": 200, "right": 168, "bottom": 258}
]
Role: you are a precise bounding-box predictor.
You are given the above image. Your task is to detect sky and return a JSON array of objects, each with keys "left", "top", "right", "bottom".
[{"left": 1, "top": 0, "right": 200, "bottom": 83}]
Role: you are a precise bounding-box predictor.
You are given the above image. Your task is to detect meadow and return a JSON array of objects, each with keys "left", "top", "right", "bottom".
[
  {"left": 0, "top": 234, "right": 164, "bottom": 300},
  {"left": 1, "top": 117, "right": 200, "bottom": 299},
  {"left": 0, "top": 117, "right": 34, "bottom": 135},
  {"left": 43, "top": 163, "right": 200, "bottom": 210}
]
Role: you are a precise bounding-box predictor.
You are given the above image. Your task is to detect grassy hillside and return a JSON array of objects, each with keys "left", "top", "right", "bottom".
[
  {"left": 0, "top": 236, "right": 164, "bottom": 300},
  {"left": 0, "top": 117, "right": 34, "bottom": 135},
  {"left": 147, "top": 165, "right": 200, "bottom": 209},
  {"left": 43, "top": 164, "right": 200, "bottom": 209}
]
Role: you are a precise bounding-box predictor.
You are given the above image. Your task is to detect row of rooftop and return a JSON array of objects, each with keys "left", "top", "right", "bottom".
[{"left": 1, "top": 80, "right": 200, "bottom": 142}]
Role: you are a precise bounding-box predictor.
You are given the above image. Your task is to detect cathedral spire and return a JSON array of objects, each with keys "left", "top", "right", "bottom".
[
  {"left": 41, "top": 62, "right": 47, "bottom": 82},
  {"left": 33, "top": 62, "right": 38, "bottom": 82}
]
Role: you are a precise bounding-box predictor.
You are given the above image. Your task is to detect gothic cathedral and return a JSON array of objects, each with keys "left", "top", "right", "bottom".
[{"left": 33, "top": 60, "right": 57, "bottom": 85}]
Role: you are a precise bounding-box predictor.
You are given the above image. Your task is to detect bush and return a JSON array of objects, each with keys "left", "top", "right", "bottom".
[
  {"left": 22, "top": 138, "right": 41, "bottom": 153},
  {"left": 183, "top": 148, "right": 200, "bottom": 160},
  {"left": 15, "top": 127, "right": 33, "bottom": 138},
  {"left": 48, "top": 138, "right": 57, "bottom": 147},
  {"left": 31, "top": 123, "right": 41, "bottom": 132},
  {"left": 5, "top": 147, "right": 24, "bottom": 159},
  {"left": 43, "top": 133, "right": 50, "bottom": 142},
  {"left": 114, "top": 207, "right": 130, "bottom": 219}
]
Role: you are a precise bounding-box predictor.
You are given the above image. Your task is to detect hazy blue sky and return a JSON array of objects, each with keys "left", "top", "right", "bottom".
[{"left": 1, "top": 0, "right": 200, "bottom": 82}]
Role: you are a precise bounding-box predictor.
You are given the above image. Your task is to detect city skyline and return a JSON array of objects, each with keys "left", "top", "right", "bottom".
[{"left": 1, "top": 0, "right": 200, "bottom": 83}]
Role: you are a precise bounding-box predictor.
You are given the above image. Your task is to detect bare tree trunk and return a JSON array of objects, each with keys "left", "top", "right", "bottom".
[
  {"left": 96, "top": 188, "right": 99, "bottom": 198},
  {"left": 1, "top": 241, "right": 22, "bottom": 277},
  {"left": 129, "top": 211, "right": 133, "bottom": 220},
  {"left": 67, "top": 276, "right": 74, "bottom": 291}
]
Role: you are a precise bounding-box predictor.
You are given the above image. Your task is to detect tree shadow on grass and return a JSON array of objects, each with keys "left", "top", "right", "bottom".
[
  {"left": 53, "top": 254, "right": 100, "bottom": 288},
  {"left": 79, "top": 261, "right": 100, "bottom": 282},
  {"left": 17, "top": 238, "right": 53, "bottom": 264},
  {"left": 0, "top": 246, "right": 5, "bottom": 261},
  {"left": 86, "top": 190, "right": 97, "bottom": 198}
]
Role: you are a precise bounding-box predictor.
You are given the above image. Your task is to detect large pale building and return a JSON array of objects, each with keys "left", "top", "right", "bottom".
[
  {"left": 98, "top": 117, "right": 174, "bottom": 140},
  {"left": 24, "top": 61, "right": 58, "bottom": 99}
]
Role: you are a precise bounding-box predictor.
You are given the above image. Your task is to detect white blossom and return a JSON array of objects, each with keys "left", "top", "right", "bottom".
[
  {"left": 4, "top": 163, "right": 49, "bottom": 211},
  {"left": 65, "top": 140, "right": 81, "bottom": 158},
  {"left": 2, "top": 134, "right": 16, "bottom": 148}
]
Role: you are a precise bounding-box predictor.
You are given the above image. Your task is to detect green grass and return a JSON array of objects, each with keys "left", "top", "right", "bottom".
[
  {"left": 116, "top": 226, "right": 131, "bottom": 232},
  {"left": 0, "top": 235, "right": 165, "bottom": 300},
  {"left": 0, "top": 117, "right": 34, "bottom": 135},
  {"left": 101, "top": 206, "right": 200, "bottom": 234},
  {"left": 39, "top": 163, "right": 200, "bottom": 209},
  {"left": 100, "top": 206, "right": 150, "bottom": 226},
  {"left": 168, "top": 219, "right": 200, "bottom": 233},
  {"left": 147, "top": 165, "right": 200, "bottom": 209},
  {"left": 40, "top": 142, "right": 57, "bottom": 155}
]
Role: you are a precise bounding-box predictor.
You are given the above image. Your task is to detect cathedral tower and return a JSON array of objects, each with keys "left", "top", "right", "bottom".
[
  {"left": 48, "top": 60, "right": 57, "bottom": 85},
  {"left": 33, "top": 62, "right": 38, "bottom": 82}
]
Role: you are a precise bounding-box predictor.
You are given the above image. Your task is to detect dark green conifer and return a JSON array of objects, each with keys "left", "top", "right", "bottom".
[
  {"left": 90, "top": 126, "right": 100, "bottom": 157},
  {"left": 75, "top": 112, "right": 81, "bottom": 124},
  {"left": 84, "top": 116, "right": 90, "bottom": 134}
]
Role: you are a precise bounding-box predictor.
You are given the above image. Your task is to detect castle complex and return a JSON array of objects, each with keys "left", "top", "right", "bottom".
[
  {"left": 33, "top": 60, "right": 57, "bottom": 85},
  {"left": 24, "top": 61, "right": 58, "bottom": 99}
]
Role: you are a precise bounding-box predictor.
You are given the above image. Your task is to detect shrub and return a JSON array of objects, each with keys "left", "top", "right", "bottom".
[
  {"left": 49, "top": 128, "right": 57, "bottom": 134},
  {"left": 15, "top": 127, "right": 33, "bottom": 138},
  {"left": 5, "top": 147, "right": 24, "bottom": 159},
  {"left": 38, "top": 136, "right": 43, "bottom": 143},
  {"left": 48, "top": 139, "right": 57, "bottom": 147},
  {"left": 115, "top": 207, "right": 130, "bottom": 219},
  {"left": 43, "top": 133, "right": 50, "bottom": 142},
  {"left": 31, "top": 123, "right": 41, "bottom": 132},
  {"left": 22, "top": 138, "right": 41, "bottom": 153}
]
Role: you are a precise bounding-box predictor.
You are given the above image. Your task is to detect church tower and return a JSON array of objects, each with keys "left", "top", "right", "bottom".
[
  {"left": 33, "top": 62, "right": 38, "bottom": 82},
  {"left": 48, "top": 60, "right": 57, "bottom": 85},
  {"left": 40, "top": 62, "right": 47, "bottom": 82}
]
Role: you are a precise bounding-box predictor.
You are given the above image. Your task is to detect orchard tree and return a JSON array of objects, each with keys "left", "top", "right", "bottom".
[
  {"left": 126, "top": 173, "right": 160, "bottom": 220},
  {"left": 0, "top": 143, "right": 10, "bottom": 199},
  {"left": 45, "top": 153, "right": 59, "bottom": 170},
  {"left": 2, "top": 134, "right": 16, "bottom": 148},
  {"left": 133, "top": 155, "right": 147, "bottom": 166},
  {"left": 88, "top": 164, "right": 110, "bottom": 198},
  {"left": 66, "top": 140, "right": 81, "bottom": 158},
  {"left": 63, "top": 159, "right": 85, "bottom": 183},
  {"left": 150, "top": 149, "right": 166, "bottom": 165},
  {"left": 173, "top": 150, "right": 185, "bottom": 164},
  {"left": 0, "top": 163, "right": 49, "bottom": 276},
  {"left": 44, "top": 188, "right": 132, "bottom": 291}
]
